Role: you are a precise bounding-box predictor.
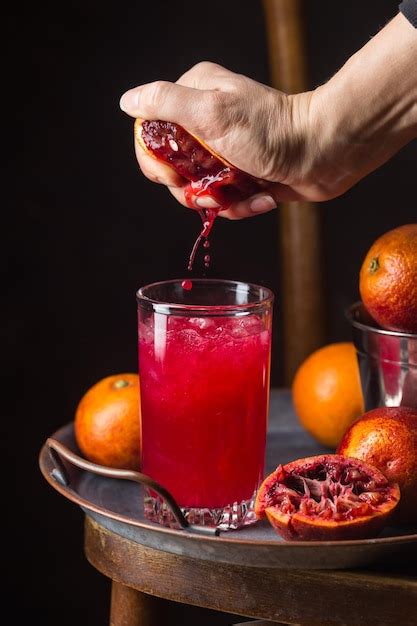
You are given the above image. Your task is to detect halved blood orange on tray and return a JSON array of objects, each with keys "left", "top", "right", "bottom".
[
  {"left": 255, "top": 455, "right": 400, "bottom": 541},
  {"left": 134, "top": 118, "right": 263, "bottom": 209}
]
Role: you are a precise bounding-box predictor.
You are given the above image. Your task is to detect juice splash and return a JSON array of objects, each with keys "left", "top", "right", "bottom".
[{"left": 139, "top": 312, "right": 271, "bottom": 509}]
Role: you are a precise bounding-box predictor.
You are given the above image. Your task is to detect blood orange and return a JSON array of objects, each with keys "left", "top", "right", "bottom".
[
  {"left": 338, "top": 406, "right": 417, "bottom": 525},
  {"left": 255, "top": 455, "right": 400, "bottom": 541},
  {"left": 134, "top": 118, "right": 263, "bottom": 209},
  {"left": 359, "top": 224, "right": 417, "bottom": 333}
]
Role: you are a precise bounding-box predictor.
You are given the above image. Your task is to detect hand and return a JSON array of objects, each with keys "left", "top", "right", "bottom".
[
  {"left": 120, "top": 15, "right": 417, "bottom": 219},
  {"left": 120, "top": 62, "right": 319, "bottom": 219}
]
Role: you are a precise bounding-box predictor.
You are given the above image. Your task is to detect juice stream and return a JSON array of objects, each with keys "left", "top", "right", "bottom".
[{"left": 187, "top": 208, "right": 216, "bottom": 271}]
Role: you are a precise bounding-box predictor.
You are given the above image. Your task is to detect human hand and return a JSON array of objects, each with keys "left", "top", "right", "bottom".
[
  {"left": 120, "top": 15, "right": 417, "bottom": 219},
  {"left": 120, "top": 62, "right": 319, "bottom": 219}
]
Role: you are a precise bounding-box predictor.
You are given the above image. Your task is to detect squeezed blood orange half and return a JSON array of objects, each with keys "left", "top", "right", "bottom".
[
  {"left": 255, "top": 454, "right": 400, "bottom": 541},
  {"left": 135, "top": 119, "right": 264, "bottom": 270}
]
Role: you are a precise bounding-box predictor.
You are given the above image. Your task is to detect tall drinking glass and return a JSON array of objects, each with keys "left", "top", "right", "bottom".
[{"left": 137, "top": 279, "right": 273, "bottom": 530}]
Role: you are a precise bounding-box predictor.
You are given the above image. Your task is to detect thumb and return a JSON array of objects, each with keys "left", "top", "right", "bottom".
[{"left": 120, "top": 80, "right": 212, "bottom": 130}]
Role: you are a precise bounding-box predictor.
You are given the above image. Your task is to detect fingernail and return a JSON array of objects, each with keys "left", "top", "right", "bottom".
[
  {"left": 195, "top": 196, "right": 221, "bottom": 209},
  {"left": 250, "top": 194, "right": 276, "bottom": 213},
  {"left": 119, "top": 89, "right": 138, "bottom": 113}
]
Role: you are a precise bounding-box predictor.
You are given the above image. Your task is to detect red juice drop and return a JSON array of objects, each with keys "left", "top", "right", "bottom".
[{"left": 181, "top": 279, "right": 193, "bottom": 291}]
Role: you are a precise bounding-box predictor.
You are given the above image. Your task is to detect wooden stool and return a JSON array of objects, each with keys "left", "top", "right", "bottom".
[{"left": 85, "top": 515, "right": 417, "bottom": 626}]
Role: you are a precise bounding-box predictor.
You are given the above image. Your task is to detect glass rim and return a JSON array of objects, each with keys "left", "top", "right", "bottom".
[{"left": 136, "top": 278, "right": 274, "bottom": 315}]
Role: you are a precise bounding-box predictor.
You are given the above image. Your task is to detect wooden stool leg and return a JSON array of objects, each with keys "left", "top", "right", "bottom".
[{"left": 110, "top": 581, "right": 167, "bottom": 626}]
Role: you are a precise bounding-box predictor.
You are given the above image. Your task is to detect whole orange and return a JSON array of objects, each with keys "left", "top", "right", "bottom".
[
  {"left": 359, "top": 224, "right": 417, "bottom": 333},
  {"left": 337, "top": 406, "right": 417, "bottom": 525},
  {"left": 74, "top": 373, "right": 141, "bottom": 470},
  {"left": 292, "top": 343, "right": 364, "bottom": 448}
]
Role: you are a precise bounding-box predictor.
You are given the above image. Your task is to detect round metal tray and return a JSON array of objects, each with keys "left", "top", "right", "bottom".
[{"left": 39, "top": 390, "right": 417, "bottom": 569}]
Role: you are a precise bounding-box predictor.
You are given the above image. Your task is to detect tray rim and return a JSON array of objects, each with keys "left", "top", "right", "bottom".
[{"left": 39, "top": 422, "right": 417, "bottom": 550}]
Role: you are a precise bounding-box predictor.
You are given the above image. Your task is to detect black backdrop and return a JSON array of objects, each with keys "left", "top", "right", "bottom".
[{"left": 7, "top": 1, "right": 416, "bottom": 623}]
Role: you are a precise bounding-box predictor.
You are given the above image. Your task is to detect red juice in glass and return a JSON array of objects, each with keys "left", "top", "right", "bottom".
[{"left": 137, "top": 279, "right": 273, "bottom": 530}]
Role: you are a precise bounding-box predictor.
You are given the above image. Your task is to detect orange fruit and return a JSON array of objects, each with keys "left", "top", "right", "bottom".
[
  {"left": 359, "top": 224, "right": 417, "bottom": 333},
  {"left": 337, "top": 406, "right": 417, "bottom": 525},
  {"left": 74, "top": 373, "right": 141, "bottom": 470},
  {"left": 292, "top": 343, "right": 364, "bottom": 448}
]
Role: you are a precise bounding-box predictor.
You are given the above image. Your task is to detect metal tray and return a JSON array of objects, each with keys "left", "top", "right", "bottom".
[{"left": 39, "top": 390, "right": 417, "bottom": 569}]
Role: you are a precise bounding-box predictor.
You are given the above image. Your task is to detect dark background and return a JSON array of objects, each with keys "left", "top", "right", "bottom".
[{"left": 6, "top": 0, "right": 415, "bottom": 623}]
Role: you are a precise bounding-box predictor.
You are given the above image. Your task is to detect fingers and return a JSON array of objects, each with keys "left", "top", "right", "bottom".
[
  {"left": 120, "top": 80, "right": 193, "bottom": 120},
  {"left": 219, "top": 194, "right": 277, "bottom": 220},
  {"left": 149, "top": 180, "right": 299, "bottom": 219},
  {"left": 120, "top": 62, "right": 232, "bottom": 119},
  {"left": 168, "top": 185, "right": 222, "bottom": 211},
  {"left": 165, "top": 188, "right": 278, "bottom": 220},
  {"left": 218, "top": 183, "right": 305, "bottom": 219},
  {"left": 120, "top": 80, "right": 217, "bottom": 138},
  {"left": 119, "top": 61, "right": 237, "bottom": 144}
]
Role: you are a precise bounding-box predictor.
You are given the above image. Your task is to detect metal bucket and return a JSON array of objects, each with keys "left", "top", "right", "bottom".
[{"left": 346, "top": 302, "right": 417, "bottom": 410}]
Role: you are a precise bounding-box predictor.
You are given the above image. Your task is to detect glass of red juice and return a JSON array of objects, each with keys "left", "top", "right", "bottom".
[{"left": 137, "top": 279, "right": 274, "bottom": 530}]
